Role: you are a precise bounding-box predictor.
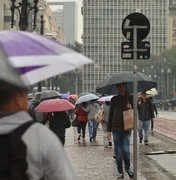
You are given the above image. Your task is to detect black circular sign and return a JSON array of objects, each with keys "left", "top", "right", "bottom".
[{"left": 122, "top": 13, "right": 150, "bottom": 42}]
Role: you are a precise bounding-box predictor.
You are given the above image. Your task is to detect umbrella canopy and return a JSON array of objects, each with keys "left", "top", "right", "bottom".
[
  {"left": 96, "top": 72, "right": 157, "bottom": 95},
  {"left": 0, "top": 42, "right": 26, "bottom": 88},
  {"left": 146, "top": 88, "right": 158, "bottom": 96},
  {"left": 78, "top": 92, "right": 90, "bottom": 97},
  {"left": 76, "top": 93, "right": 99, "bottom": 105},
  {"left": 68, "top": 94, "right": 78, "bottom": 99},
  {"left": 35, "top": 99, "right": 75, "bottom": 112},
  {"left": 40, "top": 90, "right": 61, "bottom": 101},
  {"left": 0, "top": 31, "right": 92, "bottom": 85},
  {"left": 62, "top": 93, "right": 69, "bottom": 99},
  {"left": 97, "top": 95, "right": 114, "bottom": 102}
]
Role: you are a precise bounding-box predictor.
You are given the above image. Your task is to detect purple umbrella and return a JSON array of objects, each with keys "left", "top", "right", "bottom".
[
  {"left": 0, "top": 31, "right": 92, "bottom": 85},
  {"left": 62, "top": 93, "right": 69, "bottom": 99}
]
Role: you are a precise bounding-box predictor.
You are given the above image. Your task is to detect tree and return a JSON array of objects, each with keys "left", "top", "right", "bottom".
[{"left": 55, "top": 42, "right": 83, "bottom": 93}]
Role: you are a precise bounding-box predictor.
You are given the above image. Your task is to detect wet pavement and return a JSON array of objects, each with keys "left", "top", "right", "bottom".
[
  {"left": 64, "top": 124, "right": 176, "bottom": 180},
  {"left": 158, "top": 110, "right": 176, "bottom": 121}
]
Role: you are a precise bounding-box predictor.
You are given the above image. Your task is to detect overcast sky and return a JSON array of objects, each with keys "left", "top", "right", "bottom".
[{"left": 46, "top": 0, "right": 83, "bottom": 42}]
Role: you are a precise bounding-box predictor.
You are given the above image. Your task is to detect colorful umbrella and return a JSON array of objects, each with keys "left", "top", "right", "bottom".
[
  {"left": 62, "top": 93, "right": 69, "bottom": 99},
  {"left": 35, "top": 99, "right": 75, "bottom": 112},
  {"left": 97, "top": 95, "right": 114, "bottom": 102},
  {"left": 68, "top": 94, "right": 78, "bottom": 99},
  {"left": 0, "top": 31, "right": 92, "bottom": 85}
]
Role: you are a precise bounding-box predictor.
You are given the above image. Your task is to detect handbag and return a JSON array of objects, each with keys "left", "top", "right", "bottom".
[
  {"left": 123, "top": 95, "right": 134, "bottom": 131},
  {"left": 71, "top": 115, "right": 80, "bottom": 127},
  {"left": 95, "top": 106, "right": 104, "bottom": 123}
]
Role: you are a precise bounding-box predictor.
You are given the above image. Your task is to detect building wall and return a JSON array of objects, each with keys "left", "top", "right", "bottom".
[
  {"left": 48, "top": 1, "right": 78, "bottom": 44},
  {"left": 82, "top": 0, "right": 169, "bottom": 93}
]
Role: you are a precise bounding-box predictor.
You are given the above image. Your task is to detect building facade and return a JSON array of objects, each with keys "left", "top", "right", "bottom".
[
  {"left": 48, "top": 1, "right": 78, "bottom": 44},
  {"left": 82, "top": 0, "right": 169, "bottom": 93},
  {"left": 0, "top": 0, "right": 19, "bottom": 30}
]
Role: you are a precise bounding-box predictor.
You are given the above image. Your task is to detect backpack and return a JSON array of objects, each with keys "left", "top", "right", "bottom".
[{"left": 0, "top": 121, "right": 34, "bottom": 180}]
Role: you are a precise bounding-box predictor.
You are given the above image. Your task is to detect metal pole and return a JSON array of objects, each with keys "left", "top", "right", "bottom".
[
  {"left": 38, "top": 15, "right": 44, "bottom": 92},
  {"left": 173, "top": 75, "right": 175, "bottom": 96},
  {"left": 167, "top": 72, "right": 169, "bottom": 98},
  {"left": 133, "top": 26, "right": 138, "bottom": 180},
  {"left": 19, "top": 0, "right": 28, "bottom": 31}
]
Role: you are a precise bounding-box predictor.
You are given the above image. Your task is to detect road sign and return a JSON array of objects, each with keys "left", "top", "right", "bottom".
[
  {"left": 122, "top": 12, "right": 150, "bottom": 42},
  {"left": 121, "top": 41, "right": 150, "bottom": 60}
]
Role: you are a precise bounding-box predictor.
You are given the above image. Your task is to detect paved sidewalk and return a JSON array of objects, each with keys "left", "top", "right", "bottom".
[
  {"left": 154, "top": 118, "right": 176, "bottom": 141},
  {"left": 64, "top": 125, "right": 176, "bottom": 180}
]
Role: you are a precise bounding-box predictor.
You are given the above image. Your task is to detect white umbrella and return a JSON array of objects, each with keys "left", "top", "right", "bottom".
[
  {"left": 76, "top": 94, "right": 99, "bottom": 105},
  {"left": 0, "top": 31, "right": 92, "bottom": 85},
  {"left": 146, "top": 88, "right": 158, "bottom": 96}
]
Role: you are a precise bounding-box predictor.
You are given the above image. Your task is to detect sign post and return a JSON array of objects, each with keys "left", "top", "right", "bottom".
[{"left": 121, "top": 13, "right": 150, "bottom": 180}]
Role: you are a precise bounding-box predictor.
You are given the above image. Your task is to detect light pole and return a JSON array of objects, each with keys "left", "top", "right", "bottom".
[
  {"left": 161, "top": 69, "right": 164, "bottom": 100},
  {"left": 167, "top": 69, "right": 171, "bottom": 98},
  {"left": 10, "top": 0, "right": 39, "bottom": 31}
]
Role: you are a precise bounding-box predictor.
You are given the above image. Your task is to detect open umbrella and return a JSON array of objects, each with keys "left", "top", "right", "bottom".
[
  {"left": 68, "top": 94, "right": 78, "bottom": 99},
  {"left": 146, "top": 88, "right": 158, "bottom": 96},
  {"left": 0, "top": 31, "right": 92, "bottom": 85},
  {"left": 76, "top": 93, "right": 99, "bottom": 105},
  {"left": 97, "top": 95, "right": 114, "bottom": 102},
  {"left": 62, "top": 93, "right": 69, "bottom": 99},
  {"left": 78, "top": 92, "right": 90, "bottom": 97},
  {"left": 40, "top": 90, "right": 61, "bottom": 101},
  {"left": 35, "top": 99, "right": 75, "bottom": 112},
  {"left": 96, "top": 72, "right": 157, "bottom": 95}
]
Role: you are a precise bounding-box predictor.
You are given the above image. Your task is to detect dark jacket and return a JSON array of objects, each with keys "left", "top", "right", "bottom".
[
  {"left": 138, "top": 98, "right": 154, "bottom": 121},
  {"left": 107, "top": 94, "right": 133, "bottom": 132},
  {"left": 49, "top": 111, "right": 71, "bottom": 137},
  {"left": 152, "top": 102, "right": 158, "bottom": 116}
]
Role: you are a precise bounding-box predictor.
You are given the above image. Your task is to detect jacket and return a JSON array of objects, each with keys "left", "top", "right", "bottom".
[
  {"left": 75, "top": 107, "right": 88, "bottom": 122},
  {"left": 0, "top": 111, "right": 77, "bottom": 180},
  {"left": 107, "top": 94, "right": 133, "bottom": 132},
  {"left": 82, "top": 102, "right": 99, "bottom": 120},
  {"left": 49, "top": 111, "right": 71, "bottom": 137},
  {"left": 138, "top": 98, "right": 154, "bottom": 121}
]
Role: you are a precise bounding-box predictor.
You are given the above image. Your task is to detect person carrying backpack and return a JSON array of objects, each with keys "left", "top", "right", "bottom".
[{"left": 0, "top": 80, "right": 77, "bottom": 180}]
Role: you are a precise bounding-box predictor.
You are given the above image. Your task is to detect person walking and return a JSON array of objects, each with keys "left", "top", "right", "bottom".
[
  {"left": 149, "top": 97, "right": 158, "bottom": 130},
  {"left": 138, "top": 92, "right": 154, "bottom": 145},
  {"left": 107, "top": 83, "right": 133, "bottom": 179},
  {"left": 49, "top": 111, "right": 71, "bottom": 146},
  {"left": 0, "top": 80, "right": 77, "bottom": 180},
  {"left": 102, "top": 101, "right": 112, "bottom": 147},
  {"left": 75, "top": 103, "right": 88, "bottom": 141},
  {"left": 82, "top": 100, "right": 99, "bottom": 142}
]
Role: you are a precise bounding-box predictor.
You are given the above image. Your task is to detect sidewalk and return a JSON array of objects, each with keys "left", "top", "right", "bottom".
[
  {"left": 64, "top": 125, "right": 176, "bottom": 180},
  {"left": 154, "top": 117, "right": 176, "bottom": 141}
]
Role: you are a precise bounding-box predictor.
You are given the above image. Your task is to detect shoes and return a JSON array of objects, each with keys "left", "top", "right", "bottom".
[
  {"left": 82, "top": 138, "right": 85, "bottom": 141},
  {"left": 117, "top": 173, "right": 124, "bottom": 179},
  {"left": 113, "top": 154, "right": 116, "bottom": 160},
  {"left": 93, "top": 138, "right": 96, "bottom": 141},
  {"left": 109, "top": 142, "right": 112, "bottom": 146},
  {"left": 126, "top": 169, "right": 133, "bottom": 179},
  {"left": 89, "top": 137, "right": 93, "bottom": 142},
  {"left": 139, "top": 138, "right": 143, "bottom": 143},
  {"left": 144, "top": 140, "right": 149, "bottom": 145},
  {"left": 78, "top": 134, "right": 81, "bottom": 141}
]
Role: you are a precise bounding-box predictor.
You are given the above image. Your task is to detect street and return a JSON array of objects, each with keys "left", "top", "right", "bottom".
[
  {"left": 158, "top": 110, "right": 176, "bottom": 121},
  {"left": 64, "top": 111, "right": 176, "bottom": 180}
]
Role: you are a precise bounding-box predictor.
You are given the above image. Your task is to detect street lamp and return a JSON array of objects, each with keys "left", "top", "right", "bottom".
[{"left": 10, "top": 0, "right": 39, "bottom": 31}]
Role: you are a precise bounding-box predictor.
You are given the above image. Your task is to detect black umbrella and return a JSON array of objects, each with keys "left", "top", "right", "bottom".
[
  {"left": 40, "top": 90, "right": 62, "bottom": 101},
  {"left": 96, "top": 72, "right": 157, "bottom": 95}
]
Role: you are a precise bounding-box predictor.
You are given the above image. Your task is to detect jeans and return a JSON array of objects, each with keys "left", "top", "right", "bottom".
[
  {"left": 112, "top": 130, "right": 131, "bottom": 174},
  {"left": 138, "top": 120, "right": 150, "bottom": 141},
  {"left": 77, "top": 121, "right": 87, "bottom": 138},
  {"left": 151, "top": 118, "right": 154, "bottom": 130},
  {"left": 88, "top": 119, "right": 97, "bottom": 139}
]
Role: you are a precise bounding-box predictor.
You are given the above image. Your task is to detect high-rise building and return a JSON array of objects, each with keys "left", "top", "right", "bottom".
[
  {"left": 48, "top": 1, "right": 78, "bottom": 44},
  {"left": 82, "top": 0, "right": 169, "bottom": 93}
]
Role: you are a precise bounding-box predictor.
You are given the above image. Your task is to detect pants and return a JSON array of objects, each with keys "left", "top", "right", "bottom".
[
  {"left": 138, "top": 120, "right": 150, "bottom": 141},
  {"left": 151, "top": 118, "right": 154, "bottom": 129},
  {"left": 77, "top": 121, "right": 87, "bottom": 138},
  {"left": 102, "top": 123, "right": 111, "bottom": 147},
  {"left": 88, "top": 120, "right": 97, "bottom": 139},
  {"left": 59, "top": 136, "right": 65, "bottom": 146},
  {"left": 112, "top": 130, "right": 131, "bottom": 174}
]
